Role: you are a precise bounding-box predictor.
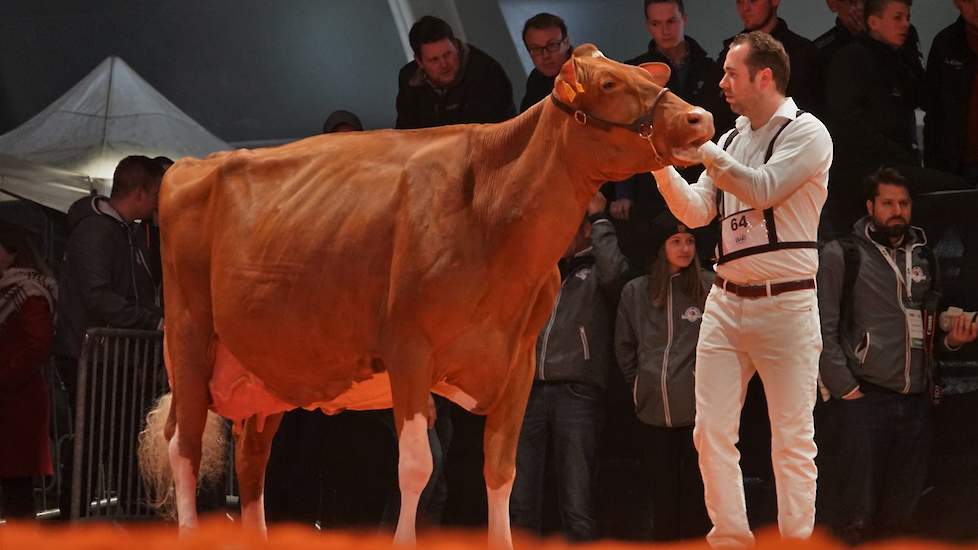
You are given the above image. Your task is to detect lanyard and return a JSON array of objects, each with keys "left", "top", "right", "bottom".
[{"left": 874, "top": 242, "right": 914, "bottom": 301}]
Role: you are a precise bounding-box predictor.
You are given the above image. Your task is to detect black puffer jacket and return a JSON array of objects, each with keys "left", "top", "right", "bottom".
[
  {"left": 925, "top": 17, "right": 978, "bottom": 174},
  {"left": 53, "top": 196, "right": 162, "bottom": 359},
  {"left": 826, "top": 34, "right": 924, "bottom": 174},
  {"left": 534, "top": 218, "right": 630, "bottom": 390},
  {"left": 520, "top": 68, "right": 556, "bottom": 113},
  {"left": 395, "top": 41, "right": 516, "bottom": 129}
]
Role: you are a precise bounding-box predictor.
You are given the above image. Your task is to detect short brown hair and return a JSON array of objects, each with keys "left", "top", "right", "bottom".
[
  {"left": 110, "top": 155, "right": 164, "bottom": 200},
  {"left": 730, "top": 31, "right": 790, "bottom": 95},
  {"left": 863, "top": 166, "right": 913, "bottom": 202},
  {"left": 864, "top": 0, "right": 912, "bottom": 25},
  {"left": 644, "top": 0, "right": 685, "bottom": 17},
  {"left": 521, "top": 13, "right": 567, "bottom": 42}
]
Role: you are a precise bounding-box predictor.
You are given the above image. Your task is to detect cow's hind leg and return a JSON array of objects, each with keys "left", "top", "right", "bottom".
[
  {"left": 483, "top": 341, "right": 536, "bottom": 549},
  {"left": 234, "top": 412, "right": 284, "bottom": 534},
  {"left": 165, "top": 318, "right": 216, "bottom": 531}
]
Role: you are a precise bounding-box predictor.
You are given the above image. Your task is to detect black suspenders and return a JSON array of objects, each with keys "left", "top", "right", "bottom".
[{"left": 714, "top": 110, "right": 818, "bottom": 265}]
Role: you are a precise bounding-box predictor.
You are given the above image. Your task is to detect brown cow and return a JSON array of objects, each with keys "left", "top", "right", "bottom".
[{"left": 143, "top": 44, "right": 713, "bottom": 547}]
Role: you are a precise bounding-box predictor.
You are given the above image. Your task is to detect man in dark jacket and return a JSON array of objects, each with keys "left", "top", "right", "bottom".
[
  {"left": 519, "top": 12, "right": 572, "bottom": 113},
  {"left": 612, "top": 0, "right": 724, "bottom": 270},
  {"left": 924, "top": 2, "right": 978, "bottom": 309},
  {"left": 817, "top": 167, "right": 977, "bottom": 543},
  {"left": 53, "top": 154, "right": 164, "bottom": 517},
  {"left": 813, "top": 0, "right": 865, "bottom": 116},
  {"left": 925, "top": 3, "right": 978, "bottom": 182},
  {"left": 510, "top": 192, "right": 629, "bottom": 542},
  {"left": 824, "top": 0, "right": 968, "bottom": 239},
  {"left": 718, "top": 0, "right": 819, "bottom": 113},
  {"left": 395, "top": 15, "right": 515, "bottom": 129}
]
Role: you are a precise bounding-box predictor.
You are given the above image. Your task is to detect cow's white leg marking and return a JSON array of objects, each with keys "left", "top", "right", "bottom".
[
  {"left": 487, "top": 479, "right": 515, "bottom": 549},
  {"left": 393, "top": 412, "right": 432, "bottom": 545},
  {"left": 241, "top": 493, "right": 266, "bottom": 535},
  {"left": 168, "top": 427, "right": 199, "bottom": 532}
]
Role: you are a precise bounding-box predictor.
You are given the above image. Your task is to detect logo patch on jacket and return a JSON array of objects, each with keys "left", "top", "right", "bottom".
[
  {"left": 682, "top": 306, "right": 703, "bottom": 323},
  {"left": 575, "top": 267, "right": 592, "bottom": 281},
  {"left": 910, "top": 266, "right": 926, "bottom": 283}
]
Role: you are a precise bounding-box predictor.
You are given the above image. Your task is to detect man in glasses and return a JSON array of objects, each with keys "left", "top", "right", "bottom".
[{"left": 519, "top": 12, "right": 572, "bottom": 113}]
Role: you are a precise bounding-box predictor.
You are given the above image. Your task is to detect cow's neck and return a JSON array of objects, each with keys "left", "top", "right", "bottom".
[{"left": 468, "top": 101, "right": 607, "bottom": 270}]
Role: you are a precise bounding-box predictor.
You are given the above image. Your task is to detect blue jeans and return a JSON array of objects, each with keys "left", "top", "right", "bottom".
[
  {"left": 830, "top": 391, "right": 933, "bottom": 544},
  {"left": 510, "top": 380, "right": 605, "bottom": 541}
]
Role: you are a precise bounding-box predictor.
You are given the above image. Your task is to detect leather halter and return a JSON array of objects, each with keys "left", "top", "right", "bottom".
[{"left": 549, "top": 86, "right": 672, "bottom": 163}]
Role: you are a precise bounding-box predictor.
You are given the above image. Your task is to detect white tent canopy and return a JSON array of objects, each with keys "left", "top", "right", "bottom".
[
  {"left": 0, "top": 154, "right": 98, "bottom": 212},
  {"left": 0, "top": 56, "right": 229, "bottom": 211}
]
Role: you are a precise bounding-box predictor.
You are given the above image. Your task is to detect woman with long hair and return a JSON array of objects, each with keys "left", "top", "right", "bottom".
[
  {"left": 0, "top": 225, "right": 57, "bottom": 521},
  {"left": 615, "top": 211, "right": 712, "bottom": 541}
]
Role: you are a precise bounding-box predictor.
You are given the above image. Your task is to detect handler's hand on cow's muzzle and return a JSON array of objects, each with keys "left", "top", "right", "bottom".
[
  {"left": 587, "top": 191, "right": 607, "bottom": 216},
  {"left": 671, "top": 143, "right": 705, "bottom": 167}
]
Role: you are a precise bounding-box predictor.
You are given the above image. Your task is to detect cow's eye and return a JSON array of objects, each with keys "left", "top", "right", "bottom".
[{"left": 601, "top": 80, "right": 616, "bottom": 92}]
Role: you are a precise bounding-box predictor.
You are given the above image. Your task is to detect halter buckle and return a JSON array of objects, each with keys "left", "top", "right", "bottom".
[{"left": 574, "top": 111, "right": 587, "bottom": 126}]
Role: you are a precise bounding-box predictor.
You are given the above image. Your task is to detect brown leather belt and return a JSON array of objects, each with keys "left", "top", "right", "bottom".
[{"left": 714, "top": 276, "right": 815, "bottom": 298}]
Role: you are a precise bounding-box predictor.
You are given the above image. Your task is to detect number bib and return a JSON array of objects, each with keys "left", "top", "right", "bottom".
[
  {"left": 907, "top": 309, "right": 925, "bottom": 349},
  {"left": 721, "top": 209, "right": 771, "bottom": 255}
]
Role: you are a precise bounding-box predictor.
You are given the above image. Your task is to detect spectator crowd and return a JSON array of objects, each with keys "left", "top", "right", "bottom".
[{"left": 2, "top": 0, "right": 978, "bottom": 547}]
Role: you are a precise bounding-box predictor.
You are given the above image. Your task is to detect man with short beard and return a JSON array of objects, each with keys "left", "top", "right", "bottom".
[{"left": 816, "top": 167, "right": 977, "bottom": 544}]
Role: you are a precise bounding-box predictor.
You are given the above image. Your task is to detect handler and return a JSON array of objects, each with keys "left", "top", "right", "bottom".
[{"left": 651, "top": 31, "right": 833, "bottom": 548}]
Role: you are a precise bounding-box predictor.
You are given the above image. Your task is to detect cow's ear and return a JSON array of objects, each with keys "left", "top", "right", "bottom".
[
  {"left": 554, "top": 57, "right": 585, "bottom": 105},
  {"left": 639, "top": 62, "right": 671, "bottom": 88}
]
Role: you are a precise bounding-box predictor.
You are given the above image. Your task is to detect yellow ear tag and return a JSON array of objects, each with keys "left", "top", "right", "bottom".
[
  {"left": 560, "top": 81, "right": 578, "bottom": 102},
  {"left": 575, "top": 82, "right": 585, "bottom": 93}
]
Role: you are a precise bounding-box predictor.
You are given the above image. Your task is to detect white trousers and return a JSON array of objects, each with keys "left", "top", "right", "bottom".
[{"left": 693, "top": 285, "right": 822, "bottom": 548}]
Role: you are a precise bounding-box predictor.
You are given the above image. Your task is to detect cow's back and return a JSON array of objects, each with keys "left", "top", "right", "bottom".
[{"left": 160, "top": 129, "right": 457, "bottom": 405}]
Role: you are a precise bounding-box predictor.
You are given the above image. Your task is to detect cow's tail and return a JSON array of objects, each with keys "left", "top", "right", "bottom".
[{"left": 137, "top": 392, "right": 228, "bottom": 518}]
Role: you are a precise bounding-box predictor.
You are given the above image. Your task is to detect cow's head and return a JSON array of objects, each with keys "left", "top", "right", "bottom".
[{"left": 551, "top": 44, "right": 714, "bottom": 177}]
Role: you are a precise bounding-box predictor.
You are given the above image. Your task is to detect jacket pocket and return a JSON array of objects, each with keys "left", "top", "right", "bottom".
[
  {"left": 854, "top": 331, "right": 871, "bottom": 365},
  {"left": 578, "top": 326, "right": 591, "bottom": 361},
  {"left": 566, "top": 381, "right": 602, "bottom": 402}
]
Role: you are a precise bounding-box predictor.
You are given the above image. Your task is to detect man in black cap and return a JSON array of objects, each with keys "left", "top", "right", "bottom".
[{"left": 323, "top": 110, "right": 364, "bottom": 134}]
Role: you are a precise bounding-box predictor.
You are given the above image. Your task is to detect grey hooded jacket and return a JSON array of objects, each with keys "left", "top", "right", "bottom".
[
  {"left": 817, "top": 216, "right": 937, "bottom": 397},
  {"left": 533, "top": 218, "right": 629, "bottom": 390},
  {"left": 615, "top": 270, "right": 713, "bottom": 427}
]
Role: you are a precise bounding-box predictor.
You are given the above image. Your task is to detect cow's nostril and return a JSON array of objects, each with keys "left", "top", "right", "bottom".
[{"left": 687, "top": 113, "right": 702, "bottom": 125}]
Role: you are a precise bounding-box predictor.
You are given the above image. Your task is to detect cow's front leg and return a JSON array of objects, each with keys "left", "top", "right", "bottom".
[
  {"left": 234, "top": 412, "right": 283, "bottom": 535},
  {"left": 388, "top": 351, "right": 435, "bottom": 546},
  {"left": 483, "top": 343, "right": 536, "bottom": 550}
]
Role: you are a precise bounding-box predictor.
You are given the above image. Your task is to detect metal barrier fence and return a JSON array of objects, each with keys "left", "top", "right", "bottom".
[{"left": 70, "top": 328, "right": 165, "bottom": 520}]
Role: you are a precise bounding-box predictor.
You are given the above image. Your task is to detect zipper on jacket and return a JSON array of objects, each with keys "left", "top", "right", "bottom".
[
  {"left": 893, "top": 248, "right": 912, "bottom": 393},
  {"left": 538, "top": 278, "right": 569, "bottom": 381},
  {"left": 578, "top": 326, "right": 590, "bottom": 361},
  {"left": 661, "top": 279, "right": 675, "bottom": 427}
]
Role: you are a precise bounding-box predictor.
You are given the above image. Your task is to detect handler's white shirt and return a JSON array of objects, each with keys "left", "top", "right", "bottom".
[{"left": 653, "top": 98, "right": 833, "bottom": 284}]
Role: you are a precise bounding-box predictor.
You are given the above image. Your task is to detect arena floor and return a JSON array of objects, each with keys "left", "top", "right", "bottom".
[{"left": 0, "top": 520, "right": 961, "bottom": 550}]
